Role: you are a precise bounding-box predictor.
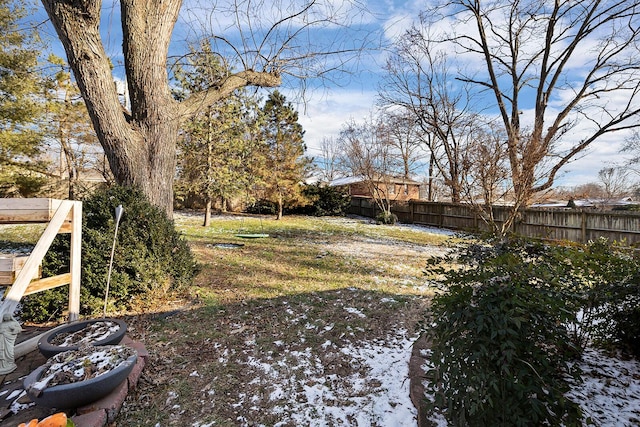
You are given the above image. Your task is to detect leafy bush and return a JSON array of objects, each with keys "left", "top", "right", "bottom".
[
  {"left": 375, "top": 211, "right": 398, "bottom": 225},
  {"left": 581, "top": 241, "right": 640, "bottom": 356},
  {"left": 245, "top": 199, "right": 277, "bottom": 215},
  {"left": 301, "top": 184, "right": 351, "bottom": 216},
  {"left": 544, "top": 238, "right": 640, "bottom": 356},
  {"left": 425, "top": 238, "right": 582, "bottom": 426},
  {"left": 21, "top": 186, "right": 199, "bottom": 322},
  {"left": 424, "top": 236, "right": 640, "bottom": 425}
]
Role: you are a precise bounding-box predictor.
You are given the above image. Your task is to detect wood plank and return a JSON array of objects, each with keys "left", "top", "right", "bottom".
[
  {"left": 0, "top": 257, "right": 25, "bottom": 270},
  {"left": 23, "top": 273, "right": 71, "bottom": 296},
  {"left": 68, "top": 201, "right": 81, "bottom": 321},
  {"left": 0, "top": 270, "right": 41, "bottom": 285},
  {"left": 0, "top": 198, "right": 63, "bottom": 223},
  {"left": 0, "top": 256, "right": 41, "bottom": 285},
  {"left": 3, "top": 273, "right": 71, "bottom": 297}
]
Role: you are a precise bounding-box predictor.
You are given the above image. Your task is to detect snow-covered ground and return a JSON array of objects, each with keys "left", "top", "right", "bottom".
[
  {"left": 171, "top": 213, "right": 640, "bottom": 425},
  {"left": 192, "top": 330, "right": 419, "bottom": 427},
  {"left": 189, "top": 334, "right": 640, "bottom": 426},
  {"left": 567, "top": 348, "right": 640, "bottom": 426}
]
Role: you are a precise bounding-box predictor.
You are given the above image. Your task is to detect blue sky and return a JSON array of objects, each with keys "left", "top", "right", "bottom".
[
  {"left": 289, "top": 1, "right": 639, "bottom": 189},
  {"left": 31, "top": 0, "right": 636, "bottom": 189}
]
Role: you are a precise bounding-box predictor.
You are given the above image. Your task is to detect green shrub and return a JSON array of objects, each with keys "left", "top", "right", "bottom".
[
  {"left": 300, "top": 184, "right": 351, "bottom": 216},
  {"left": 546, "top": 238, "right": 640, "bottom": 356},
  {"left": 375, "top": 211, "right": 397, "bottom": 225},
  {"left": 425, "top": 238, "right": 582, "bottom": 426},
  {"left": 245, "top": 199, "right": 277, "bottom": 215},
  {"left": 21, "top": 186, "right": 199, "bottom": 322}
]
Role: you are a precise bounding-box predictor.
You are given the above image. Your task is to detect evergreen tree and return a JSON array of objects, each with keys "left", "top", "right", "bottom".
[
  {"left": 174, "top": 41, "right": 262, "bottom": 225},
  {"left": 0, "top": 0, "right": 48, "bottom": 196},
  {"left": 259, "top": 91, "right": 310, "bottom": 220}
]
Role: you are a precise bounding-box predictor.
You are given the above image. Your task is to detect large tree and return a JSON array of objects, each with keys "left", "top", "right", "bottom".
[
  {"left": 418, "top": 0, "right": 640, "bottom": 232},
  {"left": 377, "top": 110, "right": 425, "bottom": 181},
  {"left": 0, "top": 0, "right": 48, "bottom": 197},
  {"left": 337, "top": 115, "right": 407, "bottom": 220},
  {"left": 259, "top": 90, "right": 309, "bottom": 220},
  {"left": 379, "top": 32, "right": 487, "bottom": 204},
  {"left": 40, "top": 0, "right": 367, "bottom": 216}
]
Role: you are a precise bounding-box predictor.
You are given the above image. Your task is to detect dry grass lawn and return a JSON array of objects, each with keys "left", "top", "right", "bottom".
[{"left": 116, "top": 213, "right": 453, "bottom": 425}]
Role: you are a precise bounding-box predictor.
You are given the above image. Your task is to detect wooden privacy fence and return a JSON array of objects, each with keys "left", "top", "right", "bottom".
[
  {"left": 0, "top": 198, "right": 82, "bottom": 321},
  {"left": 349, "top": 196, "right": 640, "bottom": 245}
]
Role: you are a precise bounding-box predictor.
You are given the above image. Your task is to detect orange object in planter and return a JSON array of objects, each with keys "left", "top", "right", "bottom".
[
  {"left": 37, "top": 413, "right": 70, "bottom": 427},
  {"left": 17, "top": 413, "right": 73, "bottom": 427}
]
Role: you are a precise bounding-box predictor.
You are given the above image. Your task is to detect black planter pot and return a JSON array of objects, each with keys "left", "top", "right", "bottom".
[
  {"left": 37, "top": 318, "right": 127, "bottom": 359},
  {"left": 24, "top": 349, "right": 137, "bottom": 409}
]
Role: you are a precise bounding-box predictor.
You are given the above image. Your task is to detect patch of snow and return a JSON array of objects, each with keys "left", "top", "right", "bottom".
[
  {"left": 397, "top": 222, "right": 459, "bottom": 237},
  {"left": 227, "top": 330, "right": 417, "bottom": 426},
  {"left": 5, "top": 389, "right": 22, "bottom": 401},
  {"left": 344, "top": 307, "right": 366, "bottom": 318},
  {"left": 567, "top": 348, "right": 640, "bottom": 426},
  {"left": 51, "top": 320, "right": 120, "bottom": 347},
  {"left": 9, "top": 391, "right": 33, "bottom": 414}
]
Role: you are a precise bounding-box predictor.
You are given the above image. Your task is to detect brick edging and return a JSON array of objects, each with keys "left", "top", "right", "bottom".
[
  {"left": 409, "top": 334, "right": 430, "bottom": 427},
  {"left": 71, "top": 337, "right": 147, "bottom": 427}
]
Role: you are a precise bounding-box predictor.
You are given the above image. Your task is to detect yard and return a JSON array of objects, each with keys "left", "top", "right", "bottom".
[
  {"left": 3, "top": 212, "right": 639, "bottom": 425},
  {"left": 116, "top": 213, "right": 452, "bottom": 425},
  {"left": 115, "top": 213, "right": 640, "bottom": 426}
]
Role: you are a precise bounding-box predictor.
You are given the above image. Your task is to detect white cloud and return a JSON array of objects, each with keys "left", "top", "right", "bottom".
[
  {"left": 301, "top": 92, "right": 376, "bottom": 152},
  {"left": 284, "top": 88, "right": 378, "bottom": 156}
]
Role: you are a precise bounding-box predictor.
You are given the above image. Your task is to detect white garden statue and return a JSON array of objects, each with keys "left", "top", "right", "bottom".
[{"left": 0, "top": 313, "right": 22, "bottom": 374}]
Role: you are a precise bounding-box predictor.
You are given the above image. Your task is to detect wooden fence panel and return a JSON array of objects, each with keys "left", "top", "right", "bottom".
[
  {"left": 516, "top": 209, "right": 585, "bottom": 242},
  {"left": 348, "top": 197, "right": 640, "bottom": 245}
]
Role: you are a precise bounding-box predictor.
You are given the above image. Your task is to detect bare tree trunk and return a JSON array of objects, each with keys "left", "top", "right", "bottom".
[
  {"left": 59, "top": 133, "right": 76, "bottom": 199},
  {"left": 41, "top": 0, "right": 280, "bottom": 217},
  {"left": 276, "top": 193, "right": 284, "bottom": 220},
  {"left": 203, "top": 198, "right": 211, "bottom": 227},
  {"left": 428, "top": 153, "right": 435, "bottom": 202}
]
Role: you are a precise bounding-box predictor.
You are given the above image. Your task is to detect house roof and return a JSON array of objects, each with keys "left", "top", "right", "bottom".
[
  {"left": 329, "top": 175, "right": 421, "bottom": 187},
  {"left": 532, "top": 198, "right": 637, "bottom": 208}
]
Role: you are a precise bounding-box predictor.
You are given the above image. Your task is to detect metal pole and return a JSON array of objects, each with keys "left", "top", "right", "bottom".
[{"left": 103, "top": 205, "right": 124, "bottom": 318}]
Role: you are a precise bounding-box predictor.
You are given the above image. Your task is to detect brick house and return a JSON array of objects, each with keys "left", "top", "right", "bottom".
[{"left": 330, "top": 176, "right": 421, "bottom": 202}]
